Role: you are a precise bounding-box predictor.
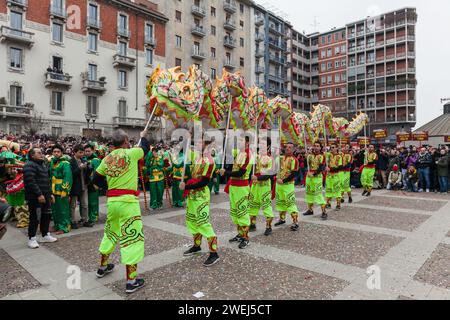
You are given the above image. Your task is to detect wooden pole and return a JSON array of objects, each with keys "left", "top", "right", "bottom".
[
  {"left": 221, "top": 97, "right": 233, "bottom": 170},
  {"left": 137, "top": 104, "right": 157, "bottom": 147}
]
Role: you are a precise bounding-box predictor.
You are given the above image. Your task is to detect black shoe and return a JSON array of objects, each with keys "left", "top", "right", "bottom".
[
  {"left": 340, "top": 198, "right": 345, "bottom": 204},
  {"left": 336, "top": 205, "right": 341, "bottom": 211},
  {"left": 183, "top": 245, "right": 201, "bottom": 256},
  {"left": 321, "top": 213, "right": 328, "bottom": 221},
  {"left": 71, "top": 222, "right": 79, "bottom": 230},
  {"left": 290, "top": 224, "right": 299, "bottom": 232},
  {"left": 83, "top": 221, "right": 95, "bottom": 228},
  {"left": 229, "top": 235, "right": 242, "bottom": 243},
  {"left": 203, "top": 253, "right": 220, "bottom": 267},
  {"left": 326, "top": 203, "right": 331, "bottom": 209},
  {"left": 366, "top": 192, "right": 371, "bottom": 197},
  {"left": 264, "top": 228, "right": 272, "bottom": 236},
  {"left": 126, "top": 278, "right": 145, "bottom": 294},
  {"left": 348, "top": 197, "right": 353, "bottom": 203},
  {"left": 78, "top": 220, "right": 86, "bottom": 227},
  {"left": 303, "top": 210, "right": 314, "bottom": 216},
  {"left": 96, "top": 264, "right": 115, "bottom": 278},
  {"left": 238, "top": 239, "right": 250, "bottom": 249},
  {"left": 215, "top": 192, "right": 219, "bottom": 195},
  {"left": 274, "top": 220, "right": 286, "bottom": 227},
  {"left": 362, "top": 190, "right": 368, "bottom": 196},
  {"left": 249, "top": 224, "right": 257, "bottom": 232}
]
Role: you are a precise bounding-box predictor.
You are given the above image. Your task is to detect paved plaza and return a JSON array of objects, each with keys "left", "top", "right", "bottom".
[{"left": 1, "top": 187, "right": 450, "bottom": 300}]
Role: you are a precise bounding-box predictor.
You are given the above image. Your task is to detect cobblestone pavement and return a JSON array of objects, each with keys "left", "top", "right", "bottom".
[{"left": 1, "top": 187, "right": 450, "bottom": 300}]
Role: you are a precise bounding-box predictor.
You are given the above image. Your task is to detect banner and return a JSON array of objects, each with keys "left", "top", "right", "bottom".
[
  {"left": 358, "top": 137, "right": 370, "bottom": 146},
  {"left": 339, "top": 137, "right": 350, "bottom": 145},
  {"left": 373, "top": 129, "right": 387, "bottom": 139},
  {"left": 396, "top": 132, "right": 412, "bottom": 143},
  {"left": 444, "top": 136, "right": 450, "bottom": 143},
  {"left": 412, "top": 132, "right": 429, "bottom": 142}
]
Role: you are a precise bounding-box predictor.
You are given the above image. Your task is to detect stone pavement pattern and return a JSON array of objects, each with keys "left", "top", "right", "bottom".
[{"left": 1, "top": 187, "right": 450, "bottom": 300}]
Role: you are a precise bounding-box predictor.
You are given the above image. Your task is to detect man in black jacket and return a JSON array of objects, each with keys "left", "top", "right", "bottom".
[
  {"left": 23, "top": 148, "right": 57, "bottom": 249},
  {"left": 69, "top": 145, "right": 92, "bottom": 227}
]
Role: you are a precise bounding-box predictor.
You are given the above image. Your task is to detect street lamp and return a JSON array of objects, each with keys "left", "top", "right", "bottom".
[
  {"left": 85, "top": 113, "right": 91, "bottom": 137},
  {"left": 91, "top": 114, "right": 98, "bottom": 135}
]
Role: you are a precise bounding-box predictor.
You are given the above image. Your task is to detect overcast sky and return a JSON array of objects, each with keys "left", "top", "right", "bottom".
[{"left": 256, "top": 0, "right": 450, "bottom": 128}]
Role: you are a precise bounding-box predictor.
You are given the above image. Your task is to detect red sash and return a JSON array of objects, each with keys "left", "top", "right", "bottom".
[
  {"left": 182, "top": 178, "right": 201, "bottom": 198},
  {"left": 106, "top": 189, "right": 140, "bottom": 197}
]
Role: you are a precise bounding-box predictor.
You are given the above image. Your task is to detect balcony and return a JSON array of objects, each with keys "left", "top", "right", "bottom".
[
  {"left": 376, "top": 41, "right": 384, "bottom": 47},
  {"left": 408, "top": 67, "right": 416, "bottom": 73},
  {"left": 269, "top": 54, "right": 286, "bottom": 65},
  {"left": 386, "top": 69, "right": 395, "bottom": 75},
  {"left": 397, "top": 52, "right": 406, "bottom": 59},
  {"left": 396, "top": 36, "right": 406, "bottom": 43},
  {"left": 311, "top": 70, "right": 319, "bottom": 76},
  {"left": 81, "top": 78, "right": 107, "bottom": 94},
  {"left": 224, "top": 20, "right": 236, "bottom": 31},
  {"left": 0, "top": 26, "right": 34, "bottom": 48},
  {"left": 87, "top": 17, "right": 102, "bottom": 30},
  {"left": 49, "top": 5, "right": 66, "bottom": 20},
  {"left": 397, "top": 68, "right": 406, "bottom": 74},
  {"left": 44, "top": 72, "right": 72, "bottom": 89},
  {"left": 191, "top": 49, "right": 206, "bottom": 60},
  {"left": 191, "top": 5, "right": 206, "bottom": 18},
  {"left": 268, "top": 39, "right": 287, "bottom": 51},
  {"left": 113, "top": 54, "right": 136, "bottom": 69},
  {"left": 223, "top": 59, "right": 235, "bottom": 70},
  {"left": 223, "top": 36, "right": 237, "bottom": 49},
  {"left": 191, "top": 25, "right": 206, "bottom": 37},
  {"left": 144, "top": 34, "right": 156, "bottom": 47},
  {"left": 255, "top": 33, "right": 264, "bottom": 42},
  {"left": 385, "top": 54, "right": 395, "bottom": 61},
  {"left": 386, "top": 38, "right": 396, "bottom": 45},
  {"left": 348, "top": 47, "right": 356, "bottom": 53},
  {"left": 407, "top": 52, "right": 416, "bottom": 58},
  {"left": 223, "top": 0, "right": 237, "bottom": 13},
  {"left": 397, "top": 100, "right": 407, "bottom": 106},
  {"left": 408, "top": 100, "right": 416, "bottom": 105},
  {"left": 113, "top": 117, "right": 146, "bottom": 128},
  {"left": 348, "top": 33, "right": 355, "bottom": 39},
  {"left": 255, "top": 16, "right": 264, "bottom": 26},
  {"left": 376, "top": 56, "right": 384, "bottom": 62},
  {"left": 117, "top": 28, "right": 130, "bottom": 39},
  {"left": 255, "top": 49, "right": 264, "bottom": 58},
  {"left": 357, "top": 31, "right": 365, "bottom": 37},
  {"left": 268, "top": 24, "right": 283, "bottom": 36},
  {"left": 268, "top": 74, "right": 284, "bottom": 82},
  {"left": 6, "top": 0, "right": 27, "bottom": 9},
  {"left": 0, "top": 104, "right": 32, "bottom": 118},
  {"left": 255, "top": 66, "right": 265, "bottom": 74},
  {"left": 407, "top": 35, "right": 415, "bottom": 41}
]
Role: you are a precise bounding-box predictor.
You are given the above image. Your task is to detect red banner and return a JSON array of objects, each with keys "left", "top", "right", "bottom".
[
  {"left": 444, "top": 136, "right": 450, "bottom": 143},
  {"left": 396, "top": 132, "right": 412, "bottom": 143},
  {"left": 339, "top": 137, "right": 350, "bottom": 145},
  {"left": 412, "top": 132, "right": 429, "bottom": 141},
  {"left": 358, "top": 137, "right": 370, "bottom": 146},
  {"left": 373, "top": 129, "right": 387, "bottom": 139}
]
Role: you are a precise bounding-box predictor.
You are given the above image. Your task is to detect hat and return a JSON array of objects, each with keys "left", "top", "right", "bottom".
[{"left": 393, "top": 164, "right": 398, "bottom": 171}]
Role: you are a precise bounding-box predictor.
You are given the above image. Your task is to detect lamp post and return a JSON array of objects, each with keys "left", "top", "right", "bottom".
[
  {"left": 91, "top": 114, "right": 98, "bottom": 137},
  {"left": 85, "top": 113, "right": 91, "bottom": 137}
]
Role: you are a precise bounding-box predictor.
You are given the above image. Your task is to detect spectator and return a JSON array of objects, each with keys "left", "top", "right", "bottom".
[
  {"left": 416, "top": 147, "right": 432, "bottom": 192},
  {"left": 436, "top": 148, "right": 449, "bottom": 194},
  {"left": 406, "top": 165, "right": 419, "bottom": 193},
  {"left": 430, "top": 147, "right": 440, "bottom": 193},
  {"left": 23, "top": 147, "right": 57, "bottom": 249},
  {"left": 387, "top": 165, "right": 402, "bottom": 190},
  {"left": 377, "top": 149, "right": 389, "bottom": 188}
]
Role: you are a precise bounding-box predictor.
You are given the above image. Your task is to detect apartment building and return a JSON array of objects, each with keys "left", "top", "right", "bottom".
[
  {"left": 0, "top": 0, "right": 167, "bottom": 137},
  {"left": 152, "top": 0, "right": 254, "bottom": 84},
  {"left": 253, "top": 4, "right": 291, "bottom": 99}
]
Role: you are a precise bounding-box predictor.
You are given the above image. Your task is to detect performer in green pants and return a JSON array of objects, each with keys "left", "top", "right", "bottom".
[
  {"left": 361, "top": 145, "right": 378, "bottom": 197},
  {"left": 85, "top": 144, "right": 101, "bottom": 225},
  {"left": 208, "top": 149, "right": 221, "bottom": 195},
  {"left": 49, "top": 145, "right": 72, "bottom": 234},
  {"left": 325, "top": 144, "right": 343, "bottom": 210},
  {"left": 145, "top": 147, "right": 164, "bottom": 210},
  {"left": 340, "top": 145, "right": 353, "bottom": 203},
  {"left": 180, "top": 140, "right": 219, "bottom": 267},
  {"left": 169, "top": 148, "right": 189, "bottom": 207},
  {"left": 249, "top": 143, "right": 274, "bottom": 236},
  {"left": 303, "top": 142, "right": 328, "bottom": 220},
  {"left": 94, "top": 129, "right": 148, "bottom": 294},
  {"left": 221, "top": 138, "right": 251, "bottom": 249},
  {"left": 275, "top": 142, "right": 300, "bottom": 231}
]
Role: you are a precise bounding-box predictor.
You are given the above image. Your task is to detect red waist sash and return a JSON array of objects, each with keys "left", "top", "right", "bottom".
[{"left": 107, "top": 189, "right": 140, "bottom": 198}]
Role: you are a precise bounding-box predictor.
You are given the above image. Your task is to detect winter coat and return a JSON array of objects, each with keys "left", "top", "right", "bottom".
[
  {"left": 23, "top": 159, "right": 52, "bottom": 201},
  {"left": 436, "top": 154, "right": 449, "bottom": 177},
  {"left": 388, "top": 171, "right": 402, "bottom": 185}
]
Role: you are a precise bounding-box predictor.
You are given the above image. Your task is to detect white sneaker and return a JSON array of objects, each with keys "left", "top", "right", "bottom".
[
  {"left": 41, "top": 233, "right": 58, "bottom": 243},
  {"left": 28, "top": 237, "right": 39, "bottom": 249},
  {"left": 426, "top": 189, "right": 430, "bottom": 193}
]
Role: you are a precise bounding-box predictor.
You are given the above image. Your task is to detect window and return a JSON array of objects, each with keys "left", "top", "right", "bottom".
[
  {"left": 146, "top": 48, "right": 153, "bottom": 65},
  {"left": 145, "top": 23, "right": 153, "bottom": 38},
  {"left": 327, "top": 35, "right": 331, "bottom": 43},
  {"left": 335, "top": 74, "right": 340, "bottom": 83},
  {"left": 52, "top": 22, "right": 63, "bottom": 43},
  {"left": 51, "top": 127, "right": 62, "bottom": 136},
  {"left": 211, "top": 68, "right": 216, "bottom": 79},
  {"left": 211, "top": 7, "right": 216, "bottom": 17},
  {"left": 9, "top": 85, "right": 22, "bottom": 106},
  {"left": 240, "top": 57, "right": 244, "bottom": 67},
  {"left": 87, "top": 96, "right": 98, "bottom": 115},
  {"left": 118, "top": 41, "right": 127, "bottom": 56},
  {"left": 321, "top": 50, "right": 325, "bottom": 59},
  {"left": 321, "top": 90, "right": 326, "bottom": 98},
  {"left": 335, "top": 60, "right": 340, "bottom": 68},
  {"left": 211, "top": 25, "right": 216, "bottom": 36},
  {"left": 321, "top": 63, "right": 325, "bottom": 71},
  {"left": 52, "top": 56, "right": 62, "bottom": 71},
  {"left": 341, "top": 73, "right": 347, "bottom": 81},
  {"left": 240, "top": 20, "right": 244, "bottom": 29},
  {"left": 327, "top": 75, "right": 332, "bottom": 84},
  {"left": 193, "top": 41, "right": 200, "bottom": 54},
  {"left": 341, "top": 45, "right": 346, "bottom": 53},
  {"left": 10, "top": 47, "right": 22, "bottom": 69},
  {"left": 211, "top": 47, "right": 216, "bottom": 58},
  {"left": 88, "top": 64, "right": 97, "bottom": 81},
  {"left": 118, "top": 100, "right": 127, "bottom": 118},
  {"left": 327, "top": 89, "right": 332, "bottom": 98},
  {"left": 327, "top": 62, "right": 332, "bottom": 70},
  {"left": 321, "top": 36, "right": 325, "bottom": 44},
  {"left": 321, "top": 76, "right": 326, "bottom": 85},
  {"left": 341, "top": 59, "right": 346, "bottom": 67},
  {"left": 118, "top": 70, "right": 127, "bottom": 88},
  {"left": 88, "top": 4, "right": 98, "bottom": 22},
  {"left": 335, "top": 46, "right": 340, "bottom": 54},
  {"left": 327, "top": 48, "right": 332, "bottom": 57},
  {"left": 10, "top": 11, "right": 22, "bottom": 30},
  {"left": 240, "top": 37, "right": 244, "bottom": 47},
  {"left": 119, "top": 14, "right": 127, "bottom": 31},
  {"left": 88, "top": 33, "right": 97, "bottom": 51},
  {"left": 51, "top": 91, "right": 63, "bottom": 112},
  {"left": 175, "top": 10, "right": 182, "bottom": 22},
  {"left": 175, "top": 35, "right": 182, "bottom": 47},
  {"left": 175, "top": 58, "right": 181, "bottom": 67},
  {"left": 240, "top": 3, "right": 244, "bottom": 14}
]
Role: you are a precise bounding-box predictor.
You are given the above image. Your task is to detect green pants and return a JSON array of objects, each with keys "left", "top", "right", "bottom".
[
  {"left": 229, "top": 185, "right": 250, "bottom": 227},
  {"left": 340, "top": 171, "right": 351, "bottom": 194},
  {"left": 51, "top": 196, "right": 71, "bottom": 233},
  {"left": 249, "top": 181, "right": 274, "bottom": 218},
  {"left": 99, "top": 199, "right": 144, "bottom": 266},
  {"left": 186, "top": 186, "right": 217, "bottom": 252},
  {"left": 361, "top": 167, "right": 375, "bottom": 190},
  {"left": 6, "top": 190, "right": 25, "bottom": 206},
  {"left": 149, "top": 180, "right": 164, "bottom": 209},
  {"left": 276, "top": 183, "right": 298, "bottom": 213},
  {"left": 306, "top": 174, "right": 326, "bottom": 206},
  {"left": 326, "top": 173, "right": 342, "bottom": 199},
  {"left": 88, "top": 191, "right": 99, "bottom": 223},
  {"left": 172, "top": 179, "right": 184, "bottom": 207},
  {"left": 208, "top": 173, "right": 220, "bottom": 194}
]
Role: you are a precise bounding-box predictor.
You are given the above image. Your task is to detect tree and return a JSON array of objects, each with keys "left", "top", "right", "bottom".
[{"left": 24, "top": 108, "right": 48, "bottom": 136}]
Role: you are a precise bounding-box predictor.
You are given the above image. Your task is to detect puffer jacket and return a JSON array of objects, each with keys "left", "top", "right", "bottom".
[{"left": 23, "top": 159, "right": 52, "bottom": 201}]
